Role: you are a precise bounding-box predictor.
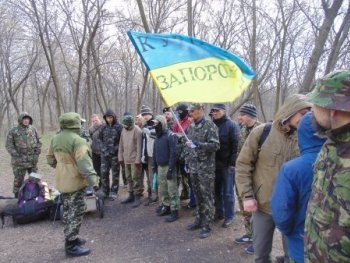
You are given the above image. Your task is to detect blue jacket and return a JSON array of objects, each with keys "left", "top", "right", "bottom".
[{"left": 270, "top": 112, "right": 326, "bottom": 263}]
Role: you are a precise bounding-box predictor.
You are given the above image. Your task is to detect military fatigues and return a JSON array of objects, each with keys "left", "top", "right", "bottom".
[
  {"left": 305, "top": 70, "right": 350, "bottom": 262},
  {"left": 236, "top": 121, "right": 261, "bottom": 237},
  {"left": 99, "top": 110, "right": 122, "bottom": 197},
  {"left": 47, "top": 112, "right": 98, "bottom": 254},
  {"left": 6, "top": 112, "right": 42, "bottom": 196},
  {"left": 185, "top": 117, "right": 220, "bottom": 228}
]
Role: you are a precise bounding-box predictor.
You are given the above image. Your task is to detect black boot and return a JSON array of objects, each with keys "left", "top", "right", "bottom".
[
  {"left": 186, "top": 218, "right": 201, "bottom": 231},
  {"left": 65, "top": 239, "right": 90, "bottom": 257},
  {"left": 76, "top": 238, "right": 86, "bottom": 246},
  {"left": 165, "top": 210, "right": 179, "bottom": 223},
  {"left": 158, "top": 206, "right": 171, "bottom": 216},
  {"left": 155, "top": 205, "right": 163, "bottom": 214},
  {"left": 131, "top": 196, "right": 141, "bottom": 208},
  {"left": 121, "top": 192, "right": 134, "bottom": 204}
]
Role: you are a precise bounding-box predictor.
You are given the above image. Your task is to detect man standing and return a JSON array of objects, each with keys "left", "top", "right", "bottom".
[
  {"left": 6, "top": 112, "right": 42, "bottom": 198},
  {"left": 211, "top": 103, "right": 240, "bottom": 228},
  {"left": 305, "top": 70, "right": 350, "bottom": 262},
  {"left": 89, "top": 114, "right": 103, "bottom": 186},
  {"left": 118, "top": 115, "right": 143, "bottom": 208},
  {"left": 152, "top": 115, "right": 179, "bottom": 222},
  {"left": 235, "top": 103, "right": 261, "bottom": 253},
  {"left": 99, "top": 109, "right": 122, "bottom": 200},
  {"left": 236, "top": 94, "right": 312, "bottom": 263},
  {"left": 271, "top": 112, "right": 326, "bottom": 263},
  {"left": 185, "top": 103, "right": 220, "bottom": 238},
  {"left": 47, "top": 112, "right": 99, "bottom": 257}
]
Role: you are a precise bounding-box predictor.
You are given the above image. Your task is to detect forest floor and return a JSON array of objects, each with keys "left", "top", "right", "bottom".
[{"left": 0, "top": 136, "right": 284, "bottom": 263}]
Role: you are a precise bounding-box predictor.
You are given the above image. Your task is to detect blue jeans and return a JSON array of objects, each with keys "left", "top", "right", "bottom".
[{"left": 214, "top": 167, "right": 235, "bottom": 220}]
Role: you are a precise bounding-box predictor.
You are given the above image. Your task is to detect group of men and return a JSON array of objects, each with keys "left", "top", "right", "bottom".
[{"left": 5, "top": 69, "right": 350, "bottom": 261}]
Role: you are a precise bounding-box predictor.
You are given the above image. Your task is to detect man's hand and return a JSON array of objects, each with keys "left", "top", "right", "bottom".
[
  {"left": 243, "top": 199, "right": 258, "bottom": 212},
  {"left": 119, "top": 160, "right": 124, "bottom": 165},
  {"left": 135, "top": 162, "right": 141, "bottom": 169},
  {"left": 166, "top": 169, "right": 173, "bottom": 180}
]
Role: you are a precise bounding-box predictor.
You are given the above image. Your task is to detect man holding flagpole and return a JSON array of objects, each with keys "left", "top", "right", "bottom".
[{"left": 185, "top": 103, "right": 220, "bottom": 239}]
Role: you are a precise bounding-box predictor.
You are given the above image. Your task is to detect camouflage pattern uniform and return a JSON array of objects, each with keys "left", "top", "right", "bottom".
[
  {"left": 185, "top": 112, "right": 220, "bottom": 228},
  {"left": 6, "top": 112, "right": 42, "bottom": 196},
  {"left": 236, "top": 121, "right": 261, "bottom": 237},
  {"left": 99, "top": 109, "right": 122, "bottom": 197},
  {"left": 47, "top": 112, "right": 98, "bottom": 246},
  {"left": 305, "top": 70, "right": 350, "bottom": 262}
]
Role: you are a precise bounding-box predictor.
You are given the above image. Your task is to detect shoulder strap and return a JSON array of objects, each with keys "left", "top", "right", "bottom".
[{"left": 258, "top": 122, "right": 272, "bottom": 150}]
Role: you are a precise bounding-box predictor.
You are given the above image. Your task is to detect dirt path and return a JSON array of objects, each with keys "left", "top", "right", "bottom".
[{"left": 0, "top": 141, "right": 283, "bottom": 263}]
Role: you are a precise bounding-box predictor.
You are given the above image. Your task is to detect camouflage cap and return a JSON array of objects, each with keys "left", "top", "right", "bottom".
[
  {"left": 189, "top": 103, "right": 204, "bottom": 110},
  {"left": 122, "top": 115, "right": 134, "bottom": 126},
  {"left": 308, "top": 70, "right": 350, "bottom": 112}
]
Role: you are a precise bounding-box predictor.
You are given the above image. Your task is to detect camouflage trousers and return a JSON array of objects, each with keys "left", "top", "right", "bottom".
[
  {"left": 158, "top": 165, "right": 180, "bottom": 211},
  {"left": 100, "top": 154, "right": 120, "bottom": 196},
  {"left": 12, "top": 165, "right": 37, "bottom": 196},
  {"left": 190, "top": 172, "right": 215, "bottom": 227},
  {"left": 61, "top": 189, "right": 86, "bottom": 242},
  {"left": 125, "top": 163, "right": 142, "bottom": 196},
  {"left": 236, "top": 190, "right": 252, "bottom": 237}
]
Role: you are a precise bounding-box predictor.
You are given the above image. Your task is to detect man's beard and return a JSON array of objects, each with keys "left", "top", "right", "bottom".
[{"left": 312, "top": 115, "right": 328, "bottom": 133}]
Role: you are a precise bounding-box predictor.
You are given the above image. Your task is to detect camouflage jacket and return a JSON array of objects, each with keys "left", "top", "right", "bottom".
[
  {"left": 238, "top": 121, "right": 261, "bottom": 154},
  {"left": 6, "top": 123, "right": 42, "bottom": 168},
  {"left": 99, "top": 123, "right": 123, "bottom": 156},
  {"left": 184, "top": 117, "right": 220, "bottom": 175},
  {"left": 304, "top": 124, "right": 350, "bottom": 262}
]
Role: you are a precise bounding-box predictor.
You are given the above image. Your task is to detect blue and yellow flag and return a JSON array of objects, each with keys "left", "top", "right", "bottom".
[{"left": 128, "top": 31, "right": 256, "bottom": 106}]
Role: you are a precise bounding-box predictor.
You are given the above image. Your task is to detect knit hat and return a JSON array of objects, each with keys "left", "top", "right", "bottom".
[
  {"left": 122, "top": 115, "right": 134, "bottom": 126},
  {"left": 239, "top": 104, "right": 257, "bottom": 119},
  {"left": 140, "top": 105, "right": 153, "bottom": 115},
  {"left": 211, "top": 103, "right": 226, "bottom": 111}
]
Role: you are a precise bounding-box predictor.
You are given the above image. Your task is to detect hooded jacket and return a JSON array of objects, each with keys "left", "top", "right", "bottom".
[
  {"left": 270, "top": 112, "right": 326, "bottom": 263},
  {"left": 152, "top": 115, "right": 177, "bottom": 170},
  {"left": 47, "top": 112, "right": 98, "bottom": 193},
  {"left": 118, "top": 121, "right": 143, "bottom": 164},
  {"left": 6, "top": 112, "right": 42, "bottom": 167},
  {"left": 236, "top": 94, "right": 312, "bottom": 214}
]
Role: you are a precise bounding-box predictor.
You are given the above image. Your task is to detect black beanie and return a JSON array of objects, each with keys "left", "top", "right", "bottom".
[{"left": 239, "top": 104, "right": 257, "bottom": 119}]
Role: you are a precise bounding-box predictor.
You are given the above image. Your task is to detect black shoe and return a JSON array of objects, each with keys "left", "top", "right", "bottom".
[
  {"left": 222, "top": 218, "right": 233, "bottom": 228},
  {"left": 165, "top": 210, "right": 179, "bottom": 223},
  {"left": 66, "top": 245, "right": 90, "bottom": 257},
  {"left": 158, "top": 206, "right": 171, "bottom": 216},
  {"left": 121, "top": 193, "right": 134, "bottom": 204},
  {"left": 131, "top": 196, "right": 141, "bottom": 208},
  {"left": 214, "top": 214, "right": 224, "bottom": 221},
  {"left": 199, "top": 226, "right": 211, "bottom": 239},
  {"left": 76, "top": 238, "right": 86, "bottom": 246},
  {"left": 186, "top": 219, "right": 201, "bottom": 231}
]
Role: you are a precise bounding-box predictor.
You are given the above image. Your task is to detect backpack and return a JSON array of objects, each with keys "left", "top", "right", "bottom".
[
  {"left": 258, "top": 122, "right": 272, "bottom": 150},
  {"left": 9, "top": 179, "right": 53, "bottom": 225}
]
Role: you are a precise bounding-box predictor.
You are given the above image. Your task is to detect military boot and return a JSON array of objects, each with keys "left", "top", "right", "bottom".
[
  {"left": 121, "top": 192, "right": 134, "bottom": 204},
  {"left": 165, "top": 210, "right": 179, "bottom": 223},
  {"left": 65, "top": 239, "right": 90, "bottom": 257},
  {"left": 131, "top": 196, "right": 141, "bottom": 208},
  {"left": 158, "top": 205, "right": 171, "bottom": 216}
]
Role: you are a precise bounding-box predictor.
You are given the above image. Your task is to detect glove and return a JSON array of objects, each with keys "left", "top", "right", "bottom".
[
  {"left": 135, "top": 162, "right": 142, "bottom": 169},
  {"left": 119, "top": 160, "right": 124, "bottom": 165},
  {"left": 186, "top": 140, "right": 197, "bottom": 149},
  {"left": 166, "top": 169, "right": 173, "bottom": 180},
  {"left": 93, "top": 185, "right": 99, "bottom": 192}
]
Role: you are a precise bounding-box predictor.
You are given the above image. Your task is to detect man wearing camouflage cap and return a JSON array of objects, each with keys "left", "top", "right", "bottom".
[
  {"left": 305, "top": 69, "right": 350, "bottom": 262},
  {"left": 185, "top": 103, "right": 220, "bottom": 238}
]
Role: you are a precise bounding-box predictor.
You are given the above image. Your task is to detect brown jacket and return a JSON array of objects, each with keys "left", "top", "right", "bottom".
[
  {"left": 118, "top": 125, "right": 142, "bottom": 164},
  {"left": 235, "top": 94, "right": 312, "bottom": 214}
]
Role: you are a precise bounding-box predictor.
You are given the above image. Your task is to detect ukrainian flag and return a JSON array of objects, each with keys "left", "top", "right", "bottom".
[{"left": 128, "top": 31, "right": 256, "bottom": 106}]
